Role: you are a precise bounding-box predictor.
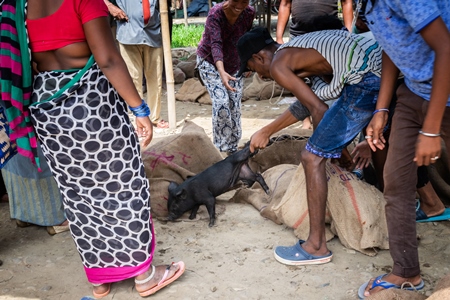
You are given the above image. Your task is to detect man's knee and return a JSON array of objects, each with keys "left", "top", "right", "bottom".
[{"left": 300, "top": 149, "right": 324, "bottom": 167}]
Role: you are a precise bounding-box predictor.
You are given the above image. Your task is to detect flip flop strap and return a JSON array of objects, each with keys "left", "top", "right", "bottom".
[
  {"left": 158, "top": 262, "right": 175, "bottom": 286},
  {"left": 135, "top": 265, "right": 156, "bottom": 285}
]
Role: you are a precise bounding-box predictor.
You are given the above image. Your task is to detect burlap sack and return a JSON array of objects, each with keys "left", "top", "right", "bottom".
[
  {"left": 243, "top": 73, "right": 292, "bottom": 101},
  {"left": 141, "top": 121, "right": 223, "bottom": 217},
  {"left": 248, "top": 128, "right": 313, "bottom": 173},
  {"left": 427, "top": 274, "right": 450, "bottom": 299},
  {"left": 231, "top": 164, "right": 298, "bottom": 224},
  {"left": 175, "top": 78, "right": 208, "bottom": 103},
  {"left": 366, "top": 289, "right": 426, "bottom": 300},
  {"left": 273, "top": 161, "right": 389, "bottom": 255}
]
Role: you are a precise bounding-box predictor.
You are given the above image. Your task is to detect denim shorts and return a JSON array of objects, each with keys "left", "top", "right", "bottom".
[{"left": 306, "top": 72, "right": 381, "bottom": 158}]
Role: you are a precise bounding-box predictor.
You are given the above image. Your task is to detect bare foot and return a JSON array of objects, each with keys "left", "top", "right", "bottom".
[{"left": 135, "top": 262, "right": 186, "bottom": 296}]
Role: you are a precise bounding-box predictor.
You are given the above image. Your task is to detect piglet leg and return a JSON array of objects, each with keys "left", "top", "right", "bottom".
[{"left": 189, "top": 204, "right": 200, "bottom": 220}]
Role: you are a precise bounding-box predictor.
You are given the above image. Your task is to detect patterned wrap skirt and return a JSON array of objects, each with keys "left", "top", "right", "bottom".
[{"left": 28, "top": 58, "right": 155, "bottom": 284}]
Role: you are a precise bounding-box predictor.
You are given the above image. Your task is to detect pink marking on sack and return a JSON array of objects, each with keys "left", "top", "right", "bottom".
[
  {"left": 333, "top": 165, "right": 362, "bottom": 224},
  {"left": 293, "top": 210, "right": 308, "bottom": 229}
]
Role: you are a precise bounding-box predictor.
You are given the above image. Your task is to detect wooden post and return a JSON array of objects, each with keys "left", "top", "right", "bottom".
[
  {"left": 266, "top": 0, "right": 271, "bottom": 32},
  {"left": 159, "top": 0, "right": 177, "bottom": 129},
  {"left": 183, "top": 0, "right": 189, "bottom": 26}
]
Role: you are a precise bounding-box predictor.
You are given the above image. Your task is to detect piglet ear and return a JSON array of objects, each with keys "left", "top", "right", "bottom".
[
  {"left": 177, "top": 189, "right": 187, "bottom": 200},
  {"left": 168, "top": 181, "right": 179, "bottom": 193}
]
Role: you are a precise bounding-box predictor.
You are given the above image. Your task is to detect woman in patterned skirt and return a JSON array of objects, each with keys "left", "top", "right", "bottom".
[
  {"left": 0, "top": 0, "right": 185, "bottom": 298},
  {"left": 196, "top": 0, "right": 255, "bottom": 155}
]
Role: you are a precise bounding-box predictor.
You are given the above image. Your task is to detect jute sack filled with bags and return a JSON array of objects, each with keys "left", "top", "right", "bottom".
[
  {"left": 273, "top": 161, "right": 389, "bottom": 256},
  {"left": 243, "top": 73, "right": 292, "bottom": 101},
  {"left": 247, "top": 128, "right": 313, "bottom": 173},
  {"left": 231, "top": 164, "right": 299, "bottom": 225},
  {"left": 141, "top": 121, "right": 223, "bottom": 217}
]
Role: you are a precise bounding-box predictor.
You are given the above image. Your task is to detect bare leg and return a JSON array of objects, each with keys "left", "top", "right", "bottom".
[
  {"left": 300, "top": 149, "right": 330, "bottom": 256},
  {"left": 417, "top": 182, "right": 445, "bottom": 217},
  {"left": 301, "top": 116, "right": 312, "bottom": 130}
]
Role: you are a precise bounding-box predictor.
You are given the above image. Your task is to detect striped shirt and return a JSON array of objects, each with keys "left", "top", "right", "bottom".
[{"left": 277, "top": 29, "right": 382, "bottom": 101}]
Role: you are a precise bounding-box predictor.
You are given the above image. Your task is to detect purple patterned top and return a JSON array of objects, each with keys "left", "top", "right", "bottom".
[{"left": 197, "top": 3, "right": 255, "bottom": 75}]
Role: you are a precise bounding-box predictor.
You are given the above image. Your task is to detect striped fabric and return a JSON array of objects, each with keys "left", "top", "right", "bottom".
[
  {"left": 0, "top": 105, "right": 16, "bottom": 167},
  {"left": 0, "top": 0, "right": 40, "bottom": 168},
  {"left": 277, "top": 29, "right": 382, "bottom": 101},
  {"left": 2, "top": 146, "right": 65, "bottom": 226}
]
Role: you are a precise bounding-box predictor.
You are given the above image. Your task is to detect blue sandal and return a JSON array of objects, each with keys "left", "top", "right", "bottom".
[
  {"left": 358, "top": 274, "right": 424, "bottom": 299},
  {"left": 273, "top": 240, "right": 333, "bottom": 266}
]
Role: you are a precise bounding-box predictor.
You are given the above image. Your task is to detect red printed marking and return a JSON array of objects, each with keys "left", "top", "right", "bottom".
[
  {"left": 293, "top": 210, "right": 309, "bottom": 229},
  {"left": 332, "top": 164, "right": 362, "bottom": 224},
  {"left": 176, "top": 152, "right": 192, "bottom": 165}
]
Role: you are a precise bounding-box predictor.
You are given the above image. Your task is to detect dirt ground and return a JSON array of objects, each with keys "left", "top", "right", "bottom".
[{"left": 1, "top": 82, "right": 450, "bottom": 300}]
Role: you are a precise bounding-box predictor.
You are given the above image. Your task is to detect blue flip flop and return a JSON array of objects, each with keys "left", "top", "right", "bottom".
[
  {"left": 273, "top": 240, "right": 333, "bottom": 266},
  {"left": 416, "top": 201, "right": 450, "bottom": 223},
  {"left": 358, "top": 274, "right": 424, "bottom": 299}
]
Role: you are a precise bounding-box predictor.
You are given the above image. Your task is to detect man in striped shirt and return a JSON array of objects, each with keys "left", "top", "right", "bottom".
[{"left": 236, "top": 26, "right": 382, "bottom": 265}]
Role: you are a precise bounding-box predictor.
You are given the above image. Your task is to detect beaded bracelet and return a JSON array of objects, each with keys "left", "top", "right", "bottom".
[
  {"left": 372, "top": 108, "right": 389, "bottom": 115},
  {"left": 129, "top": 99, "right": 150, "bottom": 117},
  {"left": 419, "top": 130, "right": 441, "bottom": 137}
]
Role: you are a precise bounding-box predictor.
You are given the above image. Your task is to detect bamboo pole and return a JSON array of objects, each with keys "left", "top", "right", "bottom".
[
  {"left": 159, "top": 0, "right": 177, "bottom": 129},
  {"left": 183, "top": 0, "right": 188, "bottom": 26}
]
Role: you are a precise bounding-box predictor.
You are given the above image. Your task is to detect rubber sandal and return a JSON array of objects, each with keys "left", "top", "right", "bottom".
[
  {"left": 357, "top": 274, "right": 424, "bottom": 299},
  {"left": 273, "top": 240, "right": 333, "bottom": 266},
  {"left": 46, "top": 224, "right": 70, "bottom": 235},
  {"left": 135, "top": 261, "right": 186, "bottom": 297},
  {"left": 92, "top": 283, "right": 111, "bottom": 299},
  {"left": 416, "top": 200, "right": 450, "bottom": 222},
  {"left": 16, "top": 220, "right": 32, "bottom": 228}
]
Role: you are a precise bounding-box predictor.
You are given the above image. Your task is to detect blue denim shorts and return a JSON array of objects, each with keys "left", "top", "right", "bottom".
[{"left": 306, "top": 72, "right": 381, "bottom": 158}]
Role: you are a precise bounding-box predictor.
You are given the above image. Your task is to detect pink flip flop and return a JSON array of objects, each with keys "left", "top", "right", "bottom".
[{"left": 136, "top": 261, "right": 186, "bottom": 297}]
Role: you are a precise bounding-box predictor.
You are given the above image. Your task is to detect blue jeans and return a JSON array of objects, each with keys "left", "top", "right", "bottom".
[{"left": 306, "top": 72, "right": 381, "bottom": 158}]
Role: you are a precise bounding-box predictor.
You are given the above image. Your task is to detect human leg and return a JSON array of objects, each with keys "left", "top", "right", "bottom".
[
  {"left": 119, "top": 43, "right": 144, "bottom": 98},
  {"left": 29, "top": 63, "right": 159, "bottom": 293},
  {"left": 360, "top": 84, "right": 427, "bottom": 298},
  {"left": 199, "top": 59, "right": 236, "bottom": 152},
  {"left": 226, "top": 76, "right": 244, "bottom": 152},
  {"left": 415, "top": 166, "right": 445, "bottom": 219},
  {"left": 299, "top": 150, "right": 329, "bottom": 254},
  {"left": 134, "top": 261, "right": 186, "bottom": 297},
  {"left": 275, "top": 74, "right": 379, "bottom": 265},
  {"left": 143, "top": 46, "right": 164, "bottom": 126}
]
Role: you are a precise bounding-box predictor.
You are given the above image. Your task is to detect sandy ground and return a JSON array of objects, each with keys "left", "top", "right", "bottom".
[{"left": 1, "top": 82, "right": 450, "bottom": 300}]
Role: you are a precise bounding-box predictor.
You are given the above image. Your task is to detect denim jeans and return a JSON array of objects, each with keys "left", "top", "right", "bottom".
[{"left": 306, "top": 72, "right": 381, "bottom": 158}]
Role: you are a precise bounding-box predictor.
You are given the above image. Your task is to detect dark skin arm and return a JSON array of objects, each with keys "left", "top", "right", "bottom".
[
  {"left": 249, "top": 47, "right": 329, "bottom": 152},
  {"left": 365, "top": 51, "right": 399, "bottom": 151},
  {"left": 249, "top": 109, "right": 298, "bottom": 152},
  {"left": 104, "top": 0, "right": 129, "bottom": 21},
  {"left": 85, "top": 17, "right": 153, "bottom": 147},
  {"left": 341, "top": 0, "right": 354, "bottom": 32},
  {"left": 367, "top": 17, "right": 450, "bottom": 166},
  {"left": 270, "top": 47, "right": 330, "bottom": 129},
  {"left": 30, "top": 17, "right": 152, "bottom": 147},
  {"left": 275, "top": 0, "right": 292, "bottom": 44},
  {"left": 414, "top": 17, "right": 450, "bottom": 165}
]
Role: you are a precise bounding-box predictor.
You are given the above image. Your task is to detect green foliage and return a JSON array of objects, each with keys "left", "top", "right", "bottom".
[{"left": 171, "top": 24, "right": 205, "bottom": 48}]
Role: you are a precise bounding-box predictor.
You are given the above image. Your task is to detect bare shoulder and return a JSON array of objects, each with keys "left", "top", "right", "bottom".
[{"left": 274, "top": 47, "right": 324, "bottom": 69}]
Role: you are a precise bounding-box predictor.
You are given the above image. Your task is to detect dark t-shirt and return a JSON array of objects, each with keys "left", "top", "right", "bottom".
[{"left": 290, "top": 0, "right": 338, "bottom": 36}]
